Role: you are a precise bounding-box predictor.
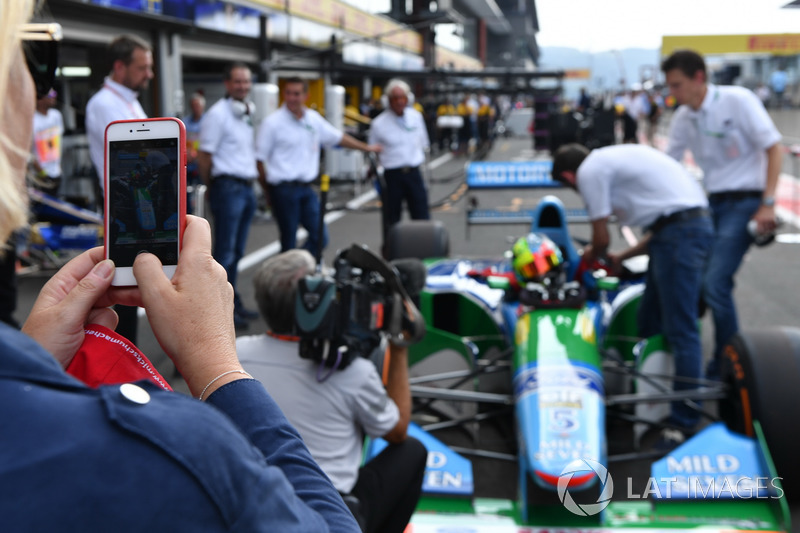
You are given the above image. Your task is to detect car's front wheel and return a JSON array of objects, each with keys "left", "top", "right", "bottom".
[{"left": 720, "top": 327, "right": 800, "bottom": 501}]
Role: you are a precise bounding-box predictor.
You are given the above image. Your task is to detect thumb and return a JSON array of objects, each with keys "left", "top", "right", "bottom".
[
  {"left": 133, "top": 253, "right": 175, "bottom": 308},
  {"left": 87, "top": 307, "right": 119, "bottom": 332},
  {"left": 61, "top": 259, "right": 116, "bottom": 316}
]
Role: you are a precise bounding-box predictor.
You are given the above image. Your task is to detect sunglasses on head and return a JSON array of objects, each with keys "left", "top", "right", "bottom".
[{"left": 19, "top": 23, "right": 62, "bottom": 99}]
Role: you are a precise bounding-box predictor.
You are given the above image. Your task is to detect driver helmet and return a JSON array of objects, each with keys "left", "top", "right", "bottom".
[
  {"left": 145, "top": 150, "right": 173, "bottom": 180},
  {"left": 511, "top": 233, "right": 563, "bottom": 281}
]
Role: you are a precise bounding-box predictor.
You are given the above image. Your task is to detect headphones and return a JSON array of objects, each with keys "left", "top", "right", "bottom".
[{"left": 228, "top": 97, "right": 256, "bottom": 119}]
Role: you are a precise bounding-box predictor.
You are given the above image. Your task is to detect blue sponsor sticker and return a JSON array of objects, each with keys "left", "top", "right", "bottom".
[{"left": 513, "top": 361, "right": 604, "bottom": 399}]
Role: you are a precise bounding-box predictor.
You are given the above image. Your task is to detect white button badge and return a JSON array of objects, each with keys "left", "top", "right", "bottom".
[{"left": 119, "top": 383, "right": 151, "bottom": 405}]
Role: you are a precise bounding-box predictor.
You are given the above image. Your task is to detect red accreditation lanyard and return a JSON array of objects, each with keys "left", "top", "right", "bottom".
[
  {"left": 267, "top": 331, "right": 301, "bottom": 342},
  {"left": 103, "top": 83, "right": 146, "bottom": 118}
]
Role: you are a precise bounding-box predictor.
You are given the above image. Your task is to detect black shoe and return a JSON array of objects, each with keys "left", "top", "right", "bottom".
[
  {"left": 235, "top": 306, "right": 259, "bottom": 320},
  {"left": 234, "top": 312, "right": 250, "bottom": 329},
  {"left": 654, "top": 428, "right": 687, "bottom": 452}
]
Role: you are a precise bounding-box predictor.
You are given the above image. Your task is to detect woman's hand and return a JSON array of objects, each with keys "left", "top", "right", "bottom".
[
  {"left": 21, "top": 247, "right": 131, "bottom": 368},
  {"left": 134, "top": 215, "right": 242, "bottom": 398}
]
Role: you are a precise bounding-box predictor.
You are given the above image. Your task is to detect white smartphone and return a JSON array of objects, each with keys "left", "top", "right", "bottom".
[{"left": 104, "top": 118, "right": 186, "bottom": 286}]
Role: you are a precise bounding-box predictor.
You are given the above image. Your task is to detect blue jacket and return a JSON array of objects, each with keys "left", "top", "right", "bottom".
[{"left": 0, "top": 324, "right": 359, "bottom": 532}]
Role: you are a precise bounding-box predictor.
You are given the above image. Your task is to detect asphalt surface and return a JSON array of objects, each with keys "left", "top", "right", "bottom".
[{"left": 14, "top": 109, "right": 800, "bottom": 523}]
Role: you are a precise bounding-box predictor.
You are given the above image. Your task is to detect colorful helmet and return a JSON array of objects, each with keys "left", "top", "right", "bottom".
[{"left": 511, "top": 233, "right": 563, "bottom": 281}]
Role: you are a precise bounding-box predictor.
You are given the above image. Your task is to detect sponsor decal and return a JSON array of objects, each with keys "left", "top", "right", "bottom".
[{"left": 513, "top": 363, "right": 604, "bottom": 400}]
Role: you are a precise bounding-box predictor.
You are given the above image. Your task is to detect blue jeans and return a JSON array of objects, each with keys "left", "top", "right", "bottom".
[
  {"left": 269, "top": 183, "right": 328, "bottom": 258},
  {"left": 704, "top": 196, "right": 760, "bottom": 361},
  {"left": 638, "top": 215, "right": 713, "bottom": 428},
  {"left": 209, "top": 177, "right": 256, "bottom": 308}
]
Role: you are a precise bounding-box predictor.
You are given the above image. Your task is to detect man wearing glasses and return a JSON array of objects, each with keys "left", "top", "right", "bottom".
[
  {"left": 255, "top": 77, "right": 380, "bottom": 260},
  {"left": 661, "top": 50, "right": 782, "bottom": 380}
]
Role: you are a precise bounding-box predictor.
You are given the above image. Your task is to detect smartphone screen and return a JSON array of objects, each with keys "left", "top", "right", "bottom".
[{"left": 105, "top": 119, "right": 185, "bottom": 285}]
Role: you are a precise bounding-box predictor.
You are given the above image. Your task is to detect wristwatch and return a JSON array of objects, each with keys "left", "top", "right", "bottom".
[{"left": 762, "top": 196, "right": 776, "bottom": 207}]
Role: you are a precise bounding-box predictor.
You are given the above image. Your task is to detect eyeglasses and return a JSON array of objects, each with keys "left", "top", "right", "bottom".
[{"left": 19, "top": 23, "right": 62, "bottom": 99}]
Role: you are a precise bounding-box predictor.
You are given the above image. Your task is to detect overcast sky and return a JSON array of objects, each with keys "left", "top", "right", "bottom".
[{"left": 535, "top": 0, "right": 800, "bottom": 52}]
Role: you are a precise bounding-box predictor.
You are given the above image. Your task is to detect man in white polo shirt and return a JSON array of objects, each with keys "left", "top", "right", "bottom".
[
  {"left": 86, "top": 34, "right": 152, "bottom": 199},
  {"left": 661, "top": 50, "right": 782, "bottom": 380},
  {"left": 85, "top": 34, "right": 154, "bottom": 344},
  {"left": 369, "top": 79, "right": 430, "bottom": 237},
  {"left": 255, "top": 77, "right": 380, "bottom": 259},
  {"left": 198, "top": 62, "right": 260, "bottom": 328},
  {"left": 552, "top": 143, "right": 713, "bottom": 450}
]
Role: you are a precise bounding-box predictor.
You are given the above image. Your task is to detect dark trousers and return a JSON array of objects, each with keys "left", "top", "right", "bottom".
[
  {"left": 348, "top": 437, "right": 426, "bottom": 533},
  {"left": 209, "top": 176, "right": 257, "bottom": 310},
  {"left": 383, "top": 167, "right": 430, "bottom": 231}
]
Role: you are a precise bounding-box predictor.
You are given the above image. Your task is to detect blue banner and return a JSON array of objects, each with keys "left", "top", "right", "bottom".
[{"left": 466, "top": 161, "right": 557, "bottom": 189}]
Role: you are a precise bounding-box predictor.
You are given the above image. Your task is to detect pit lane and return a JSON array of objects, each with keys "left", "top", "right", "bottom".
[{"left": 15, "top": 115, "right": 800, "bottom": 522}]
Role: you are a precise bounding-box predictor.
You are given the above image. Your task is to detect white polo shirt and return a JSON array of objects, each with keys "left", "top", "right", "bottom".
[
  {"left": 236, "top": 334, "right": 399, "bottom": 493},
  {"left": 85, "top": 77, "right": 147, "bottom": 190},
  {"left": 199, "top": 98, "right": 258, "bottom": 180},
  {"left": 255, "top": 105, "right": 343, "bottom": 183},
  {"left": 369, "top": 106, "right": 429, "bottom": 170},
  {"left": 578, "top": 144, "right": 708, "bottom": 228},
  {"left": 666, "top": 84, "right": 782, "bottom": 194}
]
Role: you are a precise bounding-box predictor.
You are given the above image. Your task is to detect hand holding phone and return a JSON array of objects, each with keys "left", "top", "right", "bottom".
[{"left": 104, "top": 118, "right": 186, "bottom": 286}]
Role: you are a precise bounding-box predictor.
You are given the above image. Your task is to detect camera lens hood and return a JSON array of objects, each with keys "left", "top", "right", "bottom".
[{"left": 338, "top": 244, "right": 426, "bottom": 346}]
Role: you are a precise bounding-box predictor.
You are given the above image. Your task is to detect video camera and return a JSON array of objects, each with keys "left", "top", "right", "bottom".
[{"left": 294, "top": 244, "right": 425, "bottom": 373}]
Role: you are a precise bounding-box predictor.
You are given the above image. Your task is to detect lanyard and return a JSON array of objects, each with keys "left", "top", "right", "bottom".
[
  {"left": 267, "top": 331, "right": 301, "bottom": 342},
  {"left": 103, "top": 83, "right": 145, "bottom": 118}
]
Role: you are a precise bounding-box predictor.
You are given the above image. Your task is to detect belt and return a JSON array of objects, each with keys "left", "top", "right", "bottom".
[
  {"left": 708, "top": 190, "right": 762, "bottom": 202},
  {"left": 646, "top": 207, "right": 709, "bottom": 234},
  {"left": 271, "top": 180, "right": 312, "bottom": 187},
  {"left": 214, "top": 174, "right": 254, "bottom": 185},
  {"left": 384, "top": 166, "right": 419, "bottom": 174}
]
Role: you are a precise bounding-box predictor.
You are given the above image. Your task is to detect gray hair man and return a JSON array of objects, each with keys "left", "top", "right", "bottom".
[
  {"left": 368, "top": 79, "right": 431, "bottom": 248},
  {"left": 237, "top": 249, "right": 426, "bottom": 533}
]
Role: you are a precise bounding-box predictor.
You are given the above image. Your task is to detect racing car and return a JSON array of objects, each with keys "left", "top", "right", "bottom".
[{"left": 366, "top": 192, "right": 799, "bottom": 532}]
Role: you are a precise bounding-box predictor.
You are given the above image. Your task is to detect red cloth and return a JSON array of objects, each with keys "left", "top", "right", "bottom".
[{"left": 66, "top": 324, "right": 172, "bottom": 391}]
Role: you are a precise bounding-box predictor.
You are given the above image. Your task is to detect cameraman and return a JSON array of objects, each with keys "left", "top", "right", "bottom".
[{"left": 237, "top": 250, "right": 426, "bottom": 533}]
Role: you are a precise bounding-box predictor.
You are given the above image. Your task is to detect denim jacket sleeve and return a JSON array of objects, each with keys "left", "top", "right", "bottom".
[{"left": 206, "top": 379, "right": 361, "bottom": 533}]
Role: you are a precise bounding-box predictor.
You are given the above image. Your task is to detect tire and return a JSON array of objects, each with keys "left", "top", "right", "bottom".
[
  {"left": 385, "top": 220, "right": 449, "bottom": 261},
  {"left": 719, "top": 327, "right": 800, "bottom": 501}
]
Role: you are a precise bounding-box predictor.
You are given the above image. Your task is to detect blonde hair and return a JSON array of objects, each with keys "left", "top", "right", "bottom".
[{"left": 0, "top": 0, "right": 36, "bottom": 244}]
